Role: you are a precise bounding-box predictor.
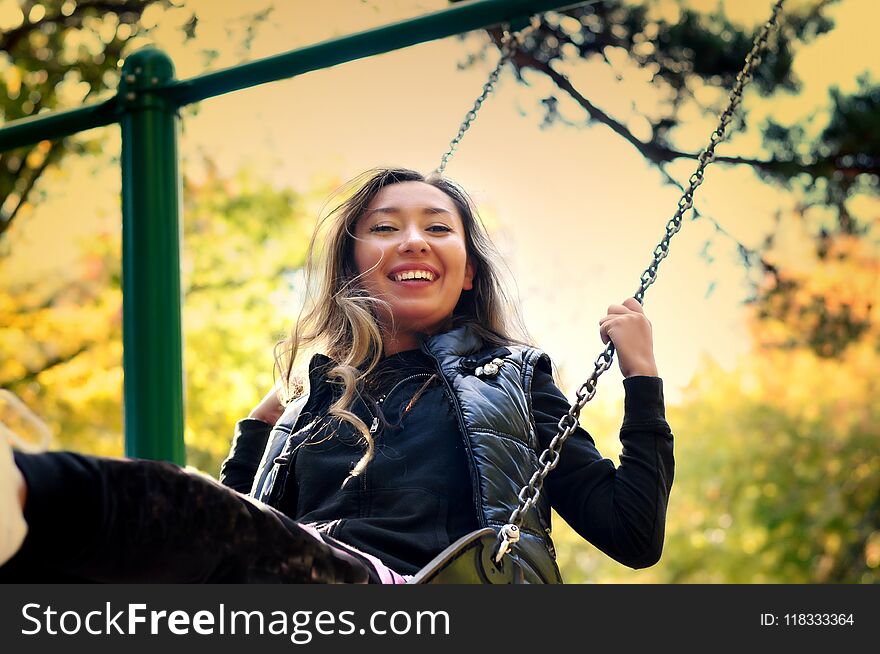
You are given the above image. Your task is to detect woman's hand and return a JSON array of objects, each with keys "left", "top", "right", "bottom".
[
  {"left": 598, "top": 297, "right": 659, "bottom": 378},
  {"left": 248, "top": 383, "right": 285, "bottom": 425}
]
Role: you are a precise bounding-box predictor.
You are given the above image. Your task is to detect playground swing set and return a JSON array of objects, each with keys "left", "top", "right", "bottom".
[{"left": 0, "top": 0, "right": 787, "bottom": 583}]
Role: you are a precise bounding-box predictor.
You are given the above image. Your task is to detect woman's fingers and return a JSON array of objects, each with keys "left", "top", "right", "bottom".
[
  {"left": 598, "top": 315, "right": 628, "bottom": 344},
  {"left": 599, "top": 299, "right": 649, "bottom": 337},
  {"left": 604, "top": 304, "right": 629, "bottom": 315},
  {"left": 597, "top": 299, "right": 658, "bottom": 377},
  {"left": 604, "top": 298, "right": 644, "bottom": 316},
  {"left": 622, "top": 297, "right": 644, "bottom": 313}
]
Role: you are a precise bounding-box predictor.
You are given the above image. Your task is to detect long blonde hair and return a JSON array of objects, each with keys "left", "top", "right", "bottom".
[{"left": 276, "top": 168, "right": 531, "bottom": 483}]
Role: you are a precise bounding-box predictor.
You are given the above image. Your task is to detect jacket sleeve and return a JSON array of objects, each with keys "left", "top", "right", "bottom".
[
  {"left": 218, "top": 418, "right": 272, "bottom": 494},
  {"left": 531, "top": 357, "right": 674, "bottom": 569}
]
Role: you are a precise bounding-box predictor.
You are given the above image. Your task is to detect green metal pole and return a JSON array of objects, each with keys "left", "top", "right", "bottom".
[
  {"left": 0, "top": 0, "right": 595, "bottom": 154},
  {"left": 166, "top": 0, "right": 595, "bottom": 106},
  {"left": 0, "top": 98, "right": 118, "bottom": 152},
  {"left": 119, "top": 49, "right": 185, "bottom": 464}
]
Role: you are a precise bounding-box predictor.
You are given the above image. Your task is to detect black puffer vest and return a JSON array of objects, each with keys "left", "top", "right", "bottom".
[{"left": 251, "top": 325, "right": 563, "bottom": 584}]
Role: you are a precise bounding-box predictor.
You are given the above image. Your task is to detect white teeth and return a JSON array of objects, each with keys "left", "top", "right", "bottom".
[{"left": 393, "top": 270, "right": 435, "bottom": 282}]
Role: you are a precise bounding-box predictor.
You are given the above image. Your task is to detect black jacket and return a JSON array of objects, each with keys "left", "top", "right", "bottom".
[{"left": 221, "top": 325, "right": 674, "bottom": 582}]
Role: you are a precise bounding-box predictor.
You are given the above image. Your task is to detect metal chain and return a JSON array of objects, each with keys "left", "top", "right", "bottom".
[
  {"left": 495, "top": 0, "right": 787, "bottom": 564},
  {"left": 434, "top": 17, "right": 541, "bottom": 176}
]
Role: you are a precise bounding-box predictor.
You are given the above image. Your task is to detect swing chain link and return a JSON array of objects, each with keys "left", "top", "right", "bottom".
[
  {"left": 495, "top": 0, "right": 787, "bottom": 564},
  {"left": 435, "top": 16, "right": 542, "bottom": 176}
]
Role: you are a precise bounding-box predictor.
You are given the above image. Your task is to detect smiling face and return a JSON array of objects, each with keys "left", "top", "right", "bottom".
[{"left": 352, "top": 181, "right": 475, "bottom": 351}]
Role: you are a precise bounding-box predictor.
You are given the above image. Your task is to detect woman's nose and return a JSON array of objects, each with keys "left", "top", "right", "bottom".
[{"left": 398, "top": 228, "right": 429, "bottom": 254}]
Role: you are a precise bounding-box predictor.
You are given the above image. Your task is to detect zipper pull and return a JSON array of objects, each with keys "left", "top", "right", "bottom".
[{"left": 369, "top": 417, "right": 379, "bottom": 434}]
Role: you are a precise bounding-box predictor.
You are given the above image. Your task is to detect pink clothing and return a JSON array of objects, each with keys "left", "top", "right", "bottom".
[{"left": 299, "top": 523, "right": 411, "bottom": 584}]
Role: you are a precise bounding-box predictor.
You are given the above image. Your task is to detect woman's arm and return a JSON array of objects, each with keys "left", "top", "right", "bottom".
[
  {"left": 533, "top": 365, "right": 674, "bottom": 569},
  {"left": 533, "top": 295, "right": 674, "bottom": 569},
  {"left": 219, "top": 383, "right": 286, "bottom": 492},
  {"left": 248, "top": 383, "right": 285, "bottom": 424},
  {"left": 218, "top": 419, "right": 273, "bottom": 493}
]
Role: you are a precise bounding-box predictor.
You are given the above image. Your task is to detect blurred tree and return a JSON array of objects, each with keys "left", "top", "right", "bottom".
[
  {"left": 551, "top": 211, "right": 878, "bottom": 583},
  {"left": 1, "top": 0, "right": 184, "bottom": 239},
  {"left": 657, "top": 333, "right": 879, "bottom": 583},
  {"left": 458, "top": 0, "right": 876, "bottom": 221},
  {"left": 751, "top": 229, "right": 879, "bottom": 357},
  {"left": 178, "top": 164, "right": 316, "bottom": 472},
  {"left": 0, "top": 0, "right": 284, "bottom": 471},
  {"left": 0, "top": 0, "right": 274, "bottom": 241},
  {"left": 0, "top": 161, "right": 324, "bottom": 472},
  {"left": 454, "top": 0, "right": 878, "bottom": 355}
]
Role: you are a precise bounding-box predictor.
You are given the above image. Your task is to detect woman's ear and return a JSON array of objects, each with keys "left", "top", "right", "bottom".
[{"left": 462, "top": 259, "right": 475, "bottom": 291}]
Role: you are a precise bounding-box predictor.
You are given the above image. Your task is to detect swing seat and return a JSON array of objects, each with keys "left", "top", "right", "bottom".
[{"left": 408, "top": 528, "right": 527, "bottom": 584}]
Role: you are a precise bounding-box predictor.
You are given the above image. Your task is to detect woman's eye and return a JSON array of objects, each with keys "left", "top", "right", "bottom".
[{"left": 368, "top": 224, "right": 451, "bottom": 233}]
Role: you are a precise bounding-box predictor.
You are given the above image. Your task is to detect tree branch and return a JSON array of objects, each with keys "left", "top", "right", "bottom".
[
  {"left": 516, "top": 51, "right": 879, "bottom": 178},
  {"left": 1, "top": 343, "right": 94, "bottom": 389},
  {"left": 0, "top": 77, "right": 108, "bottom": 239},
  {"left": 505, "top": 49, "right": 783, "bottom": 285},
  {"left": 0, "top": 143, "right": 59, "bottom": 239}
]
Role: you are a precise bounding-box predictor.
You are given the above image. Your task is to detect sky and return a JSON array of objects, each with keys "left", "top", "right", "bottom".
[{"left": 5, "top": 0, "right": 879, "bottom": 409}]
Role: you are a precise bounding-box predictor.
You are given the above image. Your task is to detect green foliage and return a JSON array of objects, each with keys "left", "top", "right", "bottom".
[
  {"left": 761, "top": 76, "right": 880, "bottom": 207},
  {"left": 553, "top": 340, "right": 880, "bottom": 584},
  {"left": 0, "top": 163, "right": 332, "bottom": 474},
  {"left": 0, "top": 0, "right": 199, "bottom": 239},
  {"left": 456, "top": 0, "right": 876, "bottom": 245},
  {"left": 0, "top": 0, "right": 302, "bottom": 470},
  {"left": 179, "top": 167, "right": 318, "bottom": 472},
  {"left": 662, "top": 341, "right": 879, "bottom": 583},
  {"left": 455, "top": 0, "right": 835, "bottom": 126},
  {"left": 822, "top": 79, "right": 880, "bottom": 162},
  {"left": 553, "top": 215, "right": 880, "bottom": 583}
]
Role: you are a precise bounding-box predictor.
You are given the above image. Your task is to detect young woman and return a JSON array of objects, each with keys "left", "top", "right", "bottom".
[{"left": 1, "top": 168, "right": 673, "bottom": 583}]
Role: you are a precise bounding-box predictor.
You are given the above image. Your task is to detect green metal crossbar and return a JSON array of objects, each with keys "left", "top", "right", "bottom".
[{"left": 0, "top": 0, "right": 583, "bottom": 464}]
